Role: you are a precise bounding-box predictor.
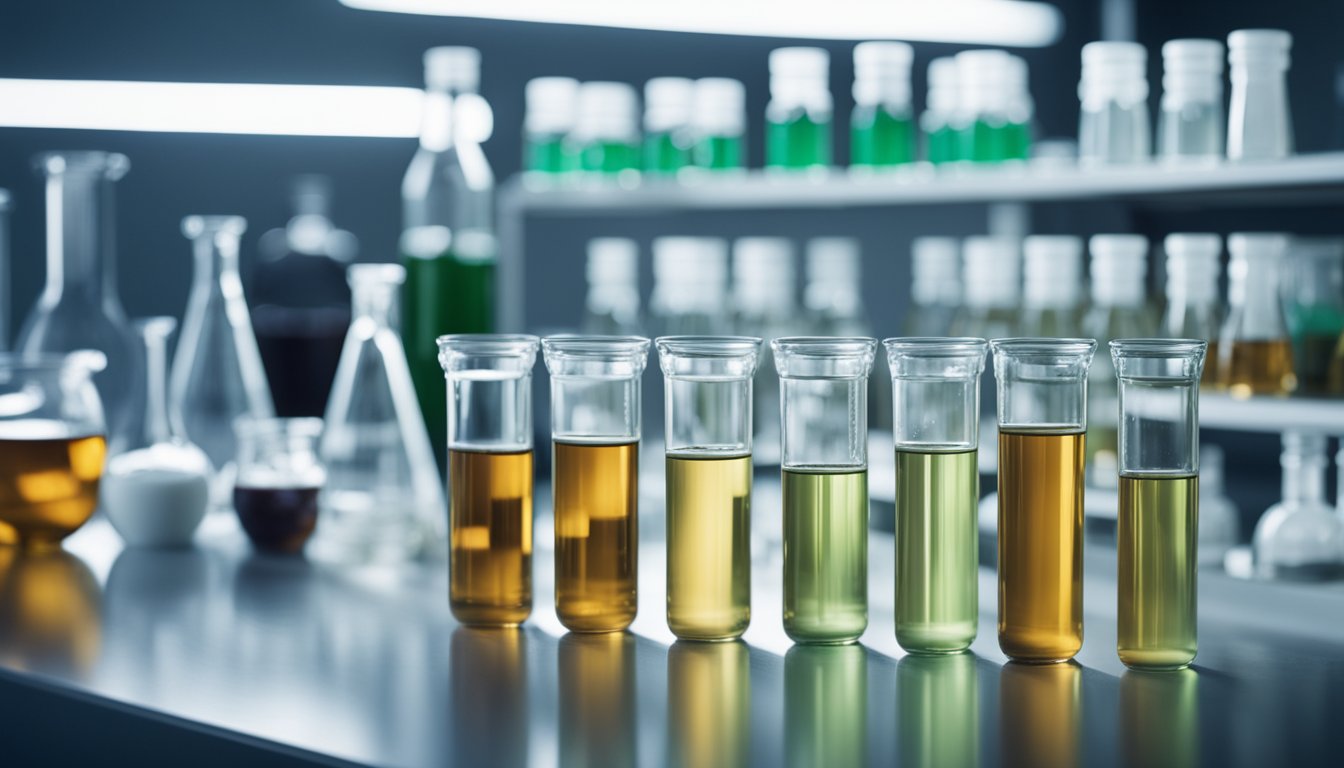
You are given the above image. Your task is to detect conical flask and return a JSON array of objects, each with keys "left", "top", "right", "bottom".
[
  {"left": 315, "top": 263, "right": 445, "bottom": 563},
  {"left": 169, "top": 216, "right": 275, "bottom": 507}
]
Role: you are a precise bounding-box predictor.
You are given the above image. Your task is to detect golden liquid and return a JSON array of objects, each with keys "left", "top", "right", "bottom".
[
  {"left": 668, "top": 640, "right": 750, "bottom": 768},
  {"left": 997, "top": 429, "right": 1085, "bottom": 663},
  {"left": 0, "top": 434, "right": 106, "bottom": 547},
  {"left": 1219, "top": 338, "right": 1296, "bottom": 397},
  {"left": 0, "top": 549, "right": 102, "bottom": 677},
  {"left": 666, "top": 453, "right": 752, "bottom": 641},
  {"left": 1118, "top": 474, "right": 1198, "bottom": 670},
  {"left": 1000, "top": 661, "right": 1081, "bottom": 768},
  {"left": 449, "top": 448, "right": 533, "bottom": 626},
  {"left": 559, "top": 633, "right": 636, "bottom": 768},
  {"left": 553, "top": 440, "right": 638, "bottom": 632}
]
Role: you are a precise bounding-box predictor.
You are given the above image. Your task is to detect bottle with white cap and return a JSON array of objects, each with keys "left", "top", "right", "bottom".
[
  {"left": 922, "top": 57, "right": 960, "bottom": 165},
  {"left": 691, "top": 78, "right": 746, "bottom": 172},
  {"left": 583, "top": 238, "right": 642, "bottom": 336},
  {"left": 950, "top": 236, "right": 1020, "bottom": 339},
  {"left": 903, "top": 237, "right": 960, "bottom": 336},
  {"left": 1159, "top": 40, "right": 1225, "bottom": 163},
  {"left": 733, "top": 237, "right": 800, "bottom": 464},
  {"left": 953, "top": 50, "right": 1030, "bottom": 164},
  {"left": 1020, "top": 235, "right": 1084, "bottom": 337},
  {"left": 651, "top": 237, "right": 729, "bottom": 336},
  {"left": 851, "top": 41, "right": 915, "bottom": 169},
  {"left": 1001, "top": 54, "right": 1035, "bottom": 162},
  {"left": 573, "top": 81, "right": 641, "bottom": 179},
  {"left": 767, "top": 47, "right": 833, "bottom": 171},
  {"left": 1162, "top": 233, "right": 1223, "bottom": 386},
  {"left": 1078, "top": 41, "right": 1151, "bottom": 166},
  {"left": 644, "top": 77, "right": 695, "bottom": 176},
  {"left": 524, "top": 77, "right": 580, "bottom": 176},
  {"left": 1216, "top": 233, "right": 1295, "bottom": 395},
  {"left": 1227, "top": 29, "right": 1294, "bottom": 161}
]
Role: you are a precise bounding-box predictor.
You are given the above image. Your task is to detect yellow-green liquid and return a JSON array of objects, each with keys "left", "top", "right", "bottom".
[
  {"left": 785, "top": 645, "right": 867, "bottom": 767},
  {"left": 1118, "top": 474, "right": 1198, "bottom": 670},
  {"left": 666, "top": 453, "right": 752, "bottom": 641},
  {"left": 895, "top": 448, "right": 979, "bottom": 653},
  {"left": 782, "top": 467, "right": 869, "bottom": 644},
  {"left": 897, "top": 653, "right": 979, "bottom": 768}
]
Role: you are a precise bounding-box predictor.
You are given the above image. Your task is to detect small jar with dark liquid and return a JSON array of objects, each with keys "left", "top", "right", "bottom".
[{"left": 232, "top": 417, "right": 326, "bottom": 554}]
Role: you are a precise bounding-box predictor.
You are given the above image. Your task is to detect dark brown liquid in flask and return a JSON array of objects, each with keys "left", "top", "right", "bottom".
[{"left": 234, "top": 485, "right": 321, "bottom": 554}]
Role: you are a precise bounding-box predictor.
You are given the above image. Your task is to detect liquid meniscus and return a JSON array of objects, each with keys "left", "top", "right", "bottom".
[
  {"left": 449, "top": 447, "right": 533, "bottom": 626},
  {"left": 665, "top": 453, "right": 752, "bottom": 641},
  {"left": 0, "top": 432, "right": 106, "bottom": 547},
  {"left": 553, "top": 440, "right": 638, "bottom": 633},
  {"left": 782, "top": 466, "right": 869, "bottom": 645},
  {"left": 1118, "top": 473, "right": 1198, "bottom": 670}
]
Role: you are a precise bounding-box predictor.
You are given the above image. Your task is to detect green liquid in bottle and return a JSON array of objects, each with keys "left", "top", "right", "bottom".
[
  {"left": 782, "top": 467, "right": 868, "bottom": 644},
  {"left": 925, "top": 124, "right": 959, "bottom": 165},
  {"left": 851, "top": 106, "right": 915, "bottom": 168},
  {"left": 767, "top": 112, "right": 831, "bottom": 170},
  {"left": 1003, "top": 121, "right": 1033, "bottom": 162},
  {"left": 525, "top": 135, "right": 574, "bottom": 175},
  {"left": 959, "top": 119, "right": 1011, "bottom": 164},
  {"left": 581, "top": 140, "right": 640, "bottom": 176},
  {"left": 643, "top": 131, "right": 691, "bottom": 175},
  {"left": 1118, "top": 473, "right": 1198, "bottom": 670},
  {"left": 693, "top": 135, "right": 743, "bottom": 171}
]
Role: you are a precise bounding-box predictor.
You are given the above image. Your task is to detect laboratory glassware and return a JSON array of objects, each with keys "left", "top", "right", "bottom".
[
  {"left": 1216, "top": 233, "right": 1296, "bottom": 396},
  {"left": 657, "top": 336, "right": 761, "bottom": 641},
  {"left": 573, "top": 81, "right": 641, "bottom": 179},
  {"left": 955, "top": 50, "right": 1029, "bottom": 164},
  {"left": 1079, "top": 42, "right": 1151, "bottom": 167},
  {"left": 903, "top": 237, "right": 961, "bottom": 337},
  {"left": 437, "top": 334, "right": 540, "bottom": 626},
  {"left": 316, "top": 264, "right": 445, "bottom": 564},
  {"left": 1198, "top": 445, "right": 1239, "bottom": 568},
  {"left": 851, "top": 42, "right": 915, "bottom": 170},
  {"left": 0, "top": 351, "right": 107, "bottom": 547},
  {"left": 1159, "top": 39, "right": 1225, "bottom": 163},
  {"left": 651, "top": 237, "right": 729, "bottom": 337},
  {"left": 1162, "top": 233, "right": 1223, "bottom": 387},
  {"left": 542, "top": 335, "right": 650, "bottom": 633},
  {"left": 767, "top": 47, "right": 832, "bottom": 171},
  {"left": 102, "top": 318, "right": 210, "bottom": 548},
  {"left": 583, "top": 238, "right": 642, "bottom": 336},
  {"left": 691, "top": 78, "right": 746, "bottom": 172},
  {"left": 644, "top": 77, "right": 694, "bottom": 175},
  {"left": 403, "top": 46, "right": 497, "bottom": 470},
  {"left": 774, "top": 336, "right": 878, "bottom": 645},
  {"left": 1020, "top": 235, "right": 1084, "bottom": 338},
  {"left": 170, "top": 215, "right": 275, "bottom": 507},
  {"left": 1281, "top": 238, "right": 1344, "bottom": 395},
  {"left": 524, "top": 76, "right": 580, "bottom": 176},
  {"left": 991, "top": 338, "right": 1096, "bottom": 663},
  {"left": 949, "top": 236, "right": 1019, "bottom": 342},
  {"left": 1228, "top": 29, "right": 1293, "bottom": 161},
  {"left": 0, "top": 189, "right": 9, "bottom": 350},
  {"left": 1112, "top": 339, "right": 1206, "bottom": 670},
  {"left": 732, "top": 237, "right": 800, "bottom": 465},
  {"left": 804, "top": 238, "right": 871, "bottom": 337},
  {"left": 17, "top": 151, "right": 139, "bottom": 452},
  {"left": 232, "top": 416, "right": 326, "bottom": 554},
  {"left": 885, "top": 337, "right": 988, "bottom": 654},
  {"left": 922, "top": 57, "right": 960, "bottom": 165},
  {"left": 1254, "top": 432, "right": 1344, "bottom": 580},
  {"left": 785, "top": 645, "right": 867, "bottom": 766}
]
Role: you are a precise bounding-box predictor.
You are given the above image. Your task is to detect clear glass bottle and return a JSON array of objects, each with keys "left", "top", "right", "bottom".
[
  {"left": 851, "top": 42, "right": 915, "bottom": 170},
  {"left": 991, "top": 338, "right": 1097, "bottom": 663},
  {"left": 1159, "top": 39, "right": 1226, "bottom": 163},
  {"left": 774, "top": 336, "right": 878, "bottom": 645},
  {"left": 170, "top": 215, "right": 275, "bottom": 507},
  {"left": 1020, "top": 235, "right": 1084, "bottom": 338},
  {"left": 582, "top": 238, "right": 642, "bottom": 336},
  {"left": 1112, "top": 339, "right": 1206, "bottom": 670},
  {"left": 0, "top": 188, "right": 10, "bottom": 351},
  {"left": 103, "top": 318, "right": 210, "bottom": 548},
  {"left": 1199, "top": 445, "right": 1239, "bottom": 568},
  {"left": 1162, "top": 233, "right": 1223, "bottom": 388},
  {"left": 1217, "top": 233, "right": 1296, "bottom": 397},
  {"left": 643, "top": 77, "right": 694, "bottom": 176},
  {"left": 690, "top": 78, "right": 746, "bottom": 172},
  {"left": 524, "top": 76, "right": 580, "bottom": 177},
  {"left": 573, "top": 82, "right": 642, "bottom": 181},
  {"left": 767, "top": 47, "right": 832, "bottom": 172},
  {"left": 232, "top": 417, "right": 326, "bottom": 555},
  {"left": 733, "top": 237, "right": 800, "bottom": 465},
  {"left": 650, "top": 237, "right": 729, "bottom": 336},
  {"left": 954, "top": 50, "right": 1016, "bottom": 164},
  {"left": 885, "top": 337, "right": 987, "bottom": 654},
  {"left": 950, "top": 236, "right": 1020, "bottom": 341},
  {"left": 17, "top": 152, "right": 140, "bottom": 452},
  {"left": 316, "top": 264, "right": 445, "bottom": 565},
  {"left": 921, "top": 57, "right": 960, "bottom": 165},
  {"left": 1254, "top": 432, "right": 1343, "bottom": 580},
  {"left": 903, "top": 237, "right": 960, "bottom": 336},
  {"left": 1079, "top": 42, "right": 1151, "bottom": 167},
  {"left": 437, "top": 334, "right": 540, "bottom": 627},
  {"left": 1228, "top": 29, "right": 1294, "bottom": 162},
  {"left": 656, "top": 336, "right": 761, "bottom": 641},
  {"left": 1281, "top": 237, "right": 1344, "bottom": 395}
]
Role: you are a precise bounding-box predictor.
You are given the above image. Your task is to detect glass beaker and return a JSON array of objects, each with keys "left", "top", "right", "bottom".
[
  {"left": 437, "top": 334, "right": 539, "bottom": 626},
  {"left": 774, "top": 336, "right": 878, "bottom": 645},
  {"left": 542, "top": 335, "right": 650, "bottom": 633},
  {"left": 656, "top": 336, "right": 761, "bottom": 641},
  {"left": 170, "top": 215, "right": 276, "bottom": 508},
  {"left": 102, "top": 318, "right": 211, "bottom": 548},
  {"left": 990, "top": 338, "right": 1096, "bottom": 663},
  {"left": 1253, "top": 432, "right": 1344, "bottom": 580},
  {"left": 884, "top": 337, "right": 987, "bottom": 654},
  {"left": 1112, "top": 339, "right": 1206, "bottom": 670},
  {"left": 1281, "top": 238, "right": 1344, "bottom": 395},
  {"left": 232, "top": 417, "right": 325, "bottom": 554},
  {"left": 1216, "top": 233, "right": 1296, "bottom": 397},
  {"left": 17, "top": 152, "right": 139, "bottom": 452},
  {"left": 0, "top": 351, "right": 107, "bottom": 548},
  {"left": 316, "top": 264, "right": 445, "bottom": 565}
]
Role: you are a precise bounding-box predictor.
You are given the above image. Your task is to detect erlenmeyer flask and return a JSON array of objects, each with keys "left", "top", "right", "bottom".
[
  {"left": 316, "top": 264, "right": 445, "bottom": 563},
  {"left": 17, "top": 151, "right": 140, "bottom": 452},
  {"left": 169, "top": 216, "right": 275, "bottom": 507}
]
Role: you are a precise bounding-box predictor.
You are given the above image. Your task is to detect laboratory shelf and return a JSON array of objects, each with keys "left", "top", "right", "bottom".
[{"left": 1199, "top": 393, "right": 1344, "bottom": 435}]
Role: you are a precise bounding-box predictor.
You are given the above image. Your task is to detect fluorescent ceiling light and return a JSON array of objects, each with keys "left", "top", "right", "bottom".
[
  {"left": 339, "top": 0, "right": 1062, "bottom": 47},
  {"left": 0, "top": 78, "right": 423, "bottom": 137}
]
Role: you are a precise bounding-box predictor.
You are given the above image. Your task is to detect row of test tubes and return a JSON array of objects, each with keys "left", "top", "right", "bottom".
[{"left": 436, "top": 334, "right": 1204, "bottom": 671}]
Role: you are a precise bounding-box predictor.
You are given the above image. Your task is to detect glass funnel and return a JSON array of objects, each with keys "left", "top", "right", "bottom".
[
  {"left": 0, "top": 351, "right": 107, "bottom": 548},
  {"left": 16, "top": 152, "right": 139, "bottom": 452},
  {"left": 169, "top": 215, "right": 276, "bottom": 508},
  {"left": 1253, "top": 432, "right": 1344, "bottom": 580},
  {"left": 316, "top": 264, "right": 445, "bottom": 565},
  {"left": 233, "top": 417, "right": 326, "bottom": 555}
]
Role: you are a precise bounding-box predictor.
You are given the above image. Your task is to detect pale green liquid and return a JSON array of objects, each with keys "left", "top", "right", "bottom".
[
  {"left": 1118, "top": 474, "right": 1198, "bottom": 670},
  {"left": 782, "top": 467, "right": 868, "bottom": 644}
]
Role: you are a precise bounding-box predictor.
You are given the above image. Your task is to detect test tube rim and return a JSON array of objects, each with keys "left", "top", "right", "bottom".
[
  {"left": 655, "top": 335, "right": 761, "bottom": 358},
  {"left": 435, "top": 333, "right": 541, "bottom": 356},
  {"left": 988, "top": 337, "right": 1097, "bottom": 357},
  {"left": 882, "top": 336, "right": 988, "bottom": 357},
  {"left": 1109, "top": 338, "right": 1207, "bottom": 359},
  {"left": 771, "top": 336, "right": 878, "bottom": 358},
  {"left": 541, "top": 334, "right": 651, "bottom": 359}
]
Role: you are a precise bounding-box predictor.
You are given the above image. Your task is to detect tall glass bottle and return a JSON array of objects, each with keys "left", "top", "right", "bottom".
[
  {"left": 17, "top": 152, "right": 140, "bottom": 452},
  {"left": 1217, "top": 233, "right": 1296, "bottom": 396},
  {"left": 643, "top": 77, "right": 695, "bottom": 176},
  {"left": 1020, "top": 236, "right": 1084, "bottom": 338},
  {"left": 403, "top": 47, "right": 497, "bottom": 470},
  {"left": 169, "top": 215, "right": 275, "bottom": 506},
  {"left": 1227, "top": 29, "right": 1293, "bottom": 162},
  {"left": 885, "top": 337, "right": 987, "bottom": 654},
  {"left": 1162, "top": 234, "right": 1223, "bottom": 387},
  {"left": 851, "top": 42, "right": 915, "bottom": 170},
  {"left": 1079, "top": 42, "right": 1151, "bottom": 167},
  {"left": 690, "top": 78, "right": 746, "bottom": 172},
  {"left": 1159, "top": 39, "right": 1225, "bottom": 163},
  {"left": 1112, "top": 339, "right": 1206, "bottom": 670},
  {"left": 767, "top": 47, "right": 832, "bottom": 172},
  {"left": 774, "top": 336, "right": 878, "bottom": 645},
  {"left": 657, "top": 336, "right": 761, "bottom": 641},
  {"left": 991, "top": 338, "right": 1096, "bottom": 663},
  {"left": 651, "top": 237, "right": 729, "bottom": 336},
  {"left": 543, "top": 335, "right": 650, "bottom": 633},
  {"left": 1281, "top": 238, "right": 1344, "bottom": 395},
  {"left": 316, "top": 264, "right": 445, "bottom": 564},
  {"left": 437, "top": 334, "right": 539, "bottom": 626},
  {"left": 523, "top": 77, "right": 580, "bottom": 178},
  {"left": 1254, "top": 432, "right": 1344, "bottom": 580},
  {"left": 950, "top": 236, "right": 1020, "bottom": 341},
  {"left": 573, "top": 82, "right": 641, "bottom": 181},
  {"left": 921, "top": 58, "right": 960, "bottom": 165}
]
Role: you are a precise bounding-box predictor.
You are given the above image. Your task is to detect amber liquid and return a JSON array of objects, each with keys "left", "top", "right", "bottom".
[
  {"left": 1219, "top": 339, "right": 1296, "bottom": 397},
  {"left": 553, "top": 440, "right": 638, "bottom": 633},
  {"left": 665, "top": 453, "right": 752, "bottom": 641},
  {"left": 449, "top": 448, "right": 534, "bottom": 626},
  {"left": 0, "top": 434, "right": 106, "bottom": 547},
  {"left": 997, "top": 429, "right": 1085, "bottom": 663}
]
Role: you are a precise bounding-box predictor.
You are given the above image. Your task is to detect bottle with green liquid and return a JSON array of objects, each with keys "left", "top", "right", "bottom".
[
  {"left": 851, "top": 42, "right": 916, "bottom": 170},
  {"left": 921, "top": 57, "right": 960, "bottom": 165},
  {"left": 690, "top": 78, "right": 746, "bottom": 172},
  {"left": 574, "top": 81, "right": 641, "bottom": 182},
  {"left": 766, "top": 47, "right": 832, "bottom": 172},
  {"left": 523, "top": 77, "right": 580, "bottom": 177},
  {"left": 643, "top": 77, "right": 694, "bottom": 176},
  {"left": 952, "top": 50, "right": 1034, "bottom": 164}
]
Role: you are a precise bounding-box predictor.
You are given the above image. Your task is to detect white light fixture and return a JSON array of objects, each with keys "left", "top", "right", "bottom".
[{"left": 338, "top": 0, "right": 1062, "bottom": 47}]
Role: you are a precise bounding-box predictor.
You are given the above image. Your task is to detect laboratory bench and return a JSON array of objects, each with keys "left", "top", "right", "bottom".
[{"left": 2, "top": 483, "right": 1344, "bottom": 768}]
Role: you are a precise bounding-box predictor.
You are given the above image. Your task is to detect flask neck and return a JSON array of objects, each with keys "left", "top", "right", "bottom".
[
  {"left": 44, "top": 169, "right": 116, "bottom": 302},
  {"left": 191, "top": 229, "right": 242, "bottom": 289},
  {"left": 1282, "top": 439, "right": 1327, "bottom": 504},
  {"left": 141, "top": 324, "right": 174, "bottom": 446},
  {"left": 353, "top": 281, "right": 399, "bottom": 328}
]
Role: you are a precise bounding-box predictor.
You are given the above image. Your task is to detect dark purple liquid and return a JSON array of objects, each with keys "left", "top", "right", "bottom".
[
  {"left": 233, "top": 485, "right": 321, "bottom": 554},
  {"left": 253, "top": 306, "right": 349, "bottom": 418}
]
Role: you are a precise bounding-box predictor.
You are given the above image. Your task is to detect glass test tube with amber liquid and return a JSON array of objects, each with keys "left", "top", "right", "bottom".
[
  {"left": 657, "top": 336, "right": 761, "bottom": 641},
  {"left": 990, "top": 338, "right": 1096, "bottom": 663},
  {"left": 438, "top": 334, "right": 540, "bottom": 627},
  {"left": 542, "top": 335, "right": 650, "bottom": 633}
]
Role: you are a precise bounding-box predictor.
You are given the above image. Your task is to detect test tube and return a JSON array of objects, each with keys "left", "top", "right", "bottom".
[
  {"left": 773, "top": 336, "right": 878, "bottom": 645},
  {"left": 656, "top": 336, "right": 761, "bottom": 641},
  {"left": 1112, "top": 339, "right": 1206, "bottom": 670},
  {"left": 990, "top": 338, "right": 1096, "bottom": 663},
  {"left": 541, "top": 335, "right": 650, "bottom": 633},
  {"left": 884, "top": 337, "right": 988, "bottom": 654},
  {"left": 437, "top": 334, "right": 540, "bottom": 627}
]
